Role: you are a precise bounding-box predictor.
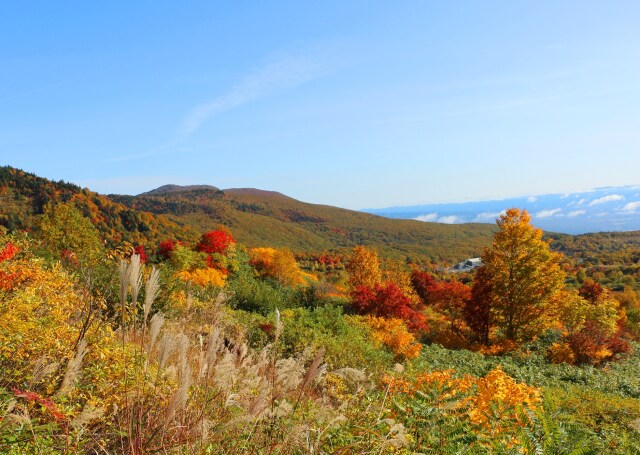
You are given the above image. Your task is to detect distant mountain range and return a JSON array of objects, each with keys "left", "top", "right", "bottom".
[{"left": 365, "top": 186, "right": 640, "bottom": 234}]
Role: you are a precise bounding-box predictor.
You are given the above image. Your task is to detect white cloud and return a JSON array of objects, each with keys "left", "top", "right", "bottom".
[
  {"left": 179, "top": 47, "right": 340, "bottom": 136},
  {"left": 414, "top": 213, "right": 439, "bottom": 222},
  {"left": 474, "top": 211, "right": 505, "bottom": 222},
  {"left": 438, "top": 215, "right": 462, "bottom": 224},
  {"left": 576, "top": 198, "right": 587, "bottom": 206},
  {"left": 527, "top": 196, "right": 537, "bottom": 203},
  {"left": 414, "top": 213, "right": 463, "bottom": 224},
  {"left": 536, "top": 208, "right": 562, "bottom": 218},
  {"left": 567, "top": 210, "right": 586, "bottom": 217},
  {"left": 589, "top": 194, "right": 625, "bottom": 206},
  {"left": 620, "top": 201, "right": 640, "bottom": 213}
]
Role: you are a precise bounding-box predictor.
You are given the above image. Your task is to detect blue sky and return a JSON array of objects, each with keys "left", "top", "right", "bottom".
[{"left": 2, "top": 1, "right": 640, "bottom": 209}]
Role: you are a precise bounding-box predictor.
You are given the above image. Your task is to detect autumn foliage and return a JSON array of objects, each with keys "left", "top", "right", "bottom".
[
  {"left": 465, "top": 209, "right": 565, "bottom": 344},
  {"left": 346, "top": 246, "right": 382, "bottom": 289},
  {"left": 352, "top": 282, "right": 427, "bottom": 332},
  {"left": 382, "top": 367, "right": 541, "bottom": 446},
  {"left": 250, "top": 247, "right": 305, "bottom": 286},
  {"left": 196, "top": 228, "right": 236, "bottom": 255},
  {"left": 158, "top": 239, "right": 180, "bottom": 259},
  {"left": 363, "top": 316, "right": 422, "bottom": 360}
]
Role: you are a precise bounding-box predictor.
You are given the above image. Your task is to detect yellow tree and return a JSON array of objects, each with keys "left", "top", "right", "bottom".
[
  {"left": 345, "top": 245, "right": 382, "bottom": 289},
  {"left": 250, "top": 247, "right": 304, "bottom": 286},
  {"left": 471, "top": 208, "right": 565, "bottom": 343}
]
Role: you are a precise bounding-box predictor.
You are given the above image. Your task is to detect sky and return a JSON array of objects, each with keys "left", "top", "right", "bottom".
[{"left": 1, "top": 1, "right": 640, "bottom": 210}]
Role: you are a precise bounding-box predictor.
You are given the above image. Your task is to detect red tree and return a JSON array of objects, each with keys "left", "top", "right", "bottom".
[
  {"left": 0, "top": 242, "right": 19, "bottom": 262},
  {"left": 158, "top": 239, "right": 179, "bottom": 260},
  {"left": 134, "top": 245, "right": 148, "bottom": 263},
  {"left": 196, "top": 229, "right": 236, "bottom": 255},
  {"left": 429, "top": 280, "right": 472, "bottom": 335},
  {"left": 464, "top": 266, "right": 493, "bottom": 345},
  {"left": 411, "top": 270, "right": 437, "bottom": 305},
  {"left": 352, "top": 282, "right": 427, "bottom": 332}
]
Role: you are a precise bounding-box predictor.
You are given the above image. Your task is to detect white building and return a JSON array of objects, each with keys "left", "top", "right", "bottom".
[{"left": 449, "top": 257, "right": 482, "bottom": 273}]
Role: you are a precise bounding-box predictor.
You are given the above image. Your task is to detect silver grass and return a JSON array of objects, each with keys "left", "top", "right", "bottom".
[
  {"left": 224, "top": 393, "right": 241, "bottom": 409},
  {"left": 147, "top": 313, "right": 164, "bottom": 355},
  {"left": 167, "top": 363, "right": 191, "bottom": 421},
  {"left": 213, "top": 352, "right": 238, "bottom": 390},
  {"left": 205, "top": 328, "right": 223, "bottom": 378},
  {"left": 71, "top": 404, "right": 105, "bottom": 430},
  {"left": 157, "top": 333, "right": 177, "bottom": 370},
  {"left": 384, "top": 422, "right": 410, "bottom": 449},
  {"left": 119, "top": 260, "right": 128, "bottom": 309},
  {"left": 197, "top": 334, "right": 207, "bottom": 380},
  {"left": 297, "top": 347, "right": 326, "bottom": 395},
  {"left": 275, "top": 358, "right": 305, "bottom": 395},
  {"left": 248, "top": 391, "right": 270, "bottom": 418},
  {"left": 269, "top": 399, "right": 293, "bottom": 418},
  {"left": 143, "top": 266, "right": 160, "bottom": 325},
  {"left": 57, "top": 339, "right": 88, "bottom": 396},
  {"left": 28, "top": 356, "right": 59, "bottom": 387},
  {"left": 128, "top": 254, "right": 142, "bottom": 310},
  {"left": 176, "top": 333, "right": 189, "bottom": 375},
  {"left": 333, "top": 367, "right": 368, "bottom": 385},
  {"left": 236, "top": 342, "right": 249, "bottom": 364}
]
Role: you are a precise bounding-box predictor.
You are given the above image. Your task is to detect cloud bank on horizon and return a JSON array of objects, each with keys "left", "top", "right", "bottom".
[{"left": 366, "top": 186, "right": 640, "bottom": 234}]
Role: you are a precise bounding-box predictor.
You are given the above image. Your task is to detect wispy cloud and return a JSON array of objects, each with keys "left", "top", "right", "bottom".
[
  {"left": 474, "top": 211, "right": 505, "bottom": 222},
  {"left": 536, "top": 208, "right": 562, "bottom": 218},
  {"left": 589, "top": 194, "right": 624, "bottom": 206},
  {"left": 567, "top": 210, "right": 586, "bottom": 217},
  {"left": 620, "top": 201, "right": 640, "bottom": 213},
  {"left": 527, "top": 196, "right": 537, "bottom": 203},
  {"left": 179, "top": 46, "right": 343, "bottom": 137},
  {"left": 414, "top": 213, "right": 439, "bottom": 222},
  {"left": 439, "top": 215, "right": 462, "bottom": 224}
]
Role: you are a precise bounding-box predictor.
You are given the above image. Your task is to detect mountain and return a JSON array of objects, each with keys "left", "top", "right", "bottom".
[
  {"left": 0, "top": 166, "right": 497, "bottom": 261},
  {"left": 110, "top": 184, "right": 497, "bottom": 261},
  {"left": 365, "top": 186, "right": 640, "bottom": 235}
]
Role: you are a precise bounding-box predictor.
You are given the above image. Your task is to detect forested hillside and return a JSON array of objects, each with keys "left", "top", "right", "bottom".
[
  {"left": 3, "top": 165, "right": 640, "bottom": 270},
  {"left": 0, "top": 166, "right": 197, "bottom": 246},
  {"left": 1, "top": 166, "right": 496, "bottom": 262},
  {"left": 111, "top": 185, "right": 498, "bottom": 261}
]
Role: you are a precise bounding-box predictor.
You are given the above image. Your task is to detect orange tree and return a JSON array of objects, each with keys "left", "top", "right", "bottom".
[{"left": 466, "top": 208, "right": 565, "bottom": 344}]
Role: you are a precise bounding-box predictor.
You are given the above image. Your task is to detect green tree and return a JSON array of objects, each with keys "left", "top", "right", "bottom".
[
  {"left": 37, "top": 201, "right": 104, "bottom": 264},
  {"left": 469, "top": 208, "right": 566, "bottom": 343}
]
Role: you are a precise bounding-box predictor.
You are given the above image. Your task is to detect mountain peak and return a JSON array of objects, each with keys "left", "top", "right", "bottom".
[
  {"left": 223, "top": 188, "right": 292, "bottom": 199},
  {"left": 139, "top": 184, "right": 219, "bottom": 196}
]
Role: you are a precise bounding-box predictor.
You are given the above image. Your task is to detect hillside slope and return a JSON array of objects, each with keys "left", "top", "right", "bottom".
[
  {"left": 6, "top": 166, "right": 638, "bottom": 265},
  {"left": 0, "top": 166, "right": 197, "bottom": 247},
  {"left": 110, "top": 185, "right": 497, "bottom": 261}
]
